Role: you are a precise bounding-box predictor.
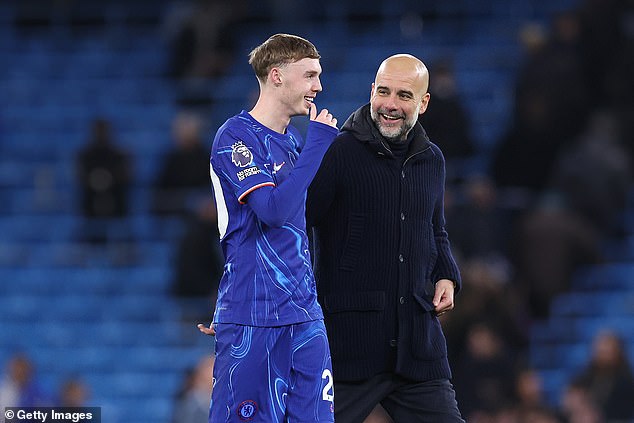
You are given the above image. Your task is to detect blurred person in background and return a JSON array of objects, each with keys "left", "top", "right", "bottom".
[
  {"left": 511, "top": 196, "right": 602, "bottom": 319},
  {"left": 440, "top": 260, "right": 529, "bottom": 369},
  {"left": 548, "top": 111, "right": 632, "bottom": 237},
  {"left": 515, "top": 10, "right": 589, "bottom": 142},
  {"left": 571, "top": 330, "right": 634, "bottom": 422},
  {"left": 511, "top": 110, "right": 631, "bottom": 319},
  {"left": 453, "top": 322, "right": 516, "bottom": 420},
  {"left": 0, "top": 353, "right": 50, "bottom": 410},
  {"left": 163, "top": 0, "right": 244, "bottom": 80},
  {"left": 511, "top": 368, "right": 560, "bottom": 421},
  {"left": 417, "top": 59, "right": 475, "bottom": 184},
  {"left": 76, "top": 118, "right": 132, "bottom": 244},
  {"left": 559, "top": 381, "right": 603, "bottom": 423},
  {"left": 198, "top": 33, "right": 338, "bottom": 422},
  {"left": 171, "top": 355, "right": 214, "bottom": 423},
  {"left": 576, "top": 0, "right": 628, "bottom": 107},
  {"left": 307, "top": 54, "right": 464, "bottom": 423},
  {"left": 152, "top": 111, "right": 211, "bottom": 216},
  {"left": 446, "top": 175, "right": 513, "bottom": 268},
  {"left": 170, "top": 198, "right": 224, "bottom": 322},
  {"left": 162, "top": 0, "right": 246, "bottom": 108},
  {"left": 57, "top": 377, "right": 89, "bottom": 407},
  {"left": 490, "top": 10, "right": 589, "bottom": 198}
]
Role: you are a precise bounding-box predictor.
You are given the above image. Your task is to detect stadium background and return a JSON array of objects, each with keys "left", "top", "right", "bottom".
[{"left": 1, "top": 0, "right": 633, "bottom": 422}]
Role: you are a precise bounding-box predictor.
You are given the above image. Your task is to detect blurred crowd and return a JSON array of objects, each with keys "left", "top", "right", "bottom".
[
  {"left": 430, "top": 0, "right": 634, "bottom": 420},
  {"left": 0, "top": 353, "right": 91, "bottom": 419},
  {"left": 2, "top": 0, "right": 634, "bottom": 422}
]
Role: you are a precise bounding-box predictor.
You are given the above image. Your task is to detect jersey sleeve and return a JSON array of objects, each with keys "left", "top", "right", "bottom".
[
  {"left": 211, "top": 126, "right": 275, "bottom": 204},
  {"left": 246, "top": 121, "right": 338, "bottom": 228}
]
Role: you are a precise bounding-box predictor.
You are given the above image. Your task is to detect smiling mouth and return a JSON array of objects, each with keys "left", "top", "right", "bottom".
[
  {"left": 304, "top": 96, "right": 315, "bottom": 104},
  {"left": 380, "top": 113, "right": 402, "bottom": 123}
]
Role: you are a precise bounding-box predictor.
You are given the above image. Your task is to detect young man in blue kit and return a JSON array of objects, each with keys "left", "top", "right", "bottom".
[{"left": 197, "top": 34, "right": 338, "bottom": 422}]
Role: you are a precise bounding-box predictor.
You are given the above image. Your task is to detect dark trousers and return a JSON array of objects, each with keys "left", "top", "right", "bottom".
[{"left": 335, "top": 373, "right": 465, "bottom": 423}]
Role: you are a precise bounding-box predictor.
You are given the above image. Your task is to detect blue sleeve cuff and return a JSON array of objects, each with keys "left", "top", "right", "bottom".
[{"left": 306, "top": 120, "right": 339, "bottom": 145}]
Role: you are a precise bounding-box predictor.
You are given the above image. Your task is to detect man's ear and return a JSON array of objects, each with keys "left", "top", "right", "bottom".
[
  {"left": 270, "top": 67, "right": 283, "bottom": 86},
  {"left": 419, "top": 92, "right": 431, "bottom": 115}
]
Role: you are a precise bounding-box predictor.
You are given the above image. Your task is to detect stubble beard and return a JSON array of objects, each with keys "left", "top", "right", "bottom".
[{"left": 370, "top": 106, "right": 419, "bottom": 143}]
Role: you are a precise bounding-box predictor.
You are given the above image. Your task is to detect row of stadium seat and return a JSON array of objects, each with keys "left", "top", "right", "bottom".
[
  {"left": 0, "top": 215, "right": 186, "bottom": 242},
  {"left": 529, "top": 260, "right": 634, "bottom": 406},
  {"left": 0, "top": 186, "right": 202, "bottom": 216},
  {"left": 0, "top": 266, "right": 174, "bottom": 296}
]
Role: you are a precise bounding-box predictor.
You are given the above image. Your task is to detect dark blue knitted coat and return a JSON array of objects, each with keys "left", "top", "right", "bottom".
[{"left": 307, "top": 104, "right": 462, "bottom": 382}]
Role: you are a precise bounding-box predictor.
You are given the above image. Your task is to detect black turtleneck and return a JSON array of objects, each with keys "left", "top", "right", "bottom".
[{"left": 387, "top": 138, "right": 409, "bottom": 163}]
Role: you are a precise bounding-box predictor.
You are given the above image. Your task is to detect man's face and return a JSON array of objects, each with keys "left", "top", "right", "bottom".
[
  {"left": 370, "top": 62, "right": 429, "bottom": 142},
  {"left": 278, "top": 58, "right": 323, "bottom": 117}
]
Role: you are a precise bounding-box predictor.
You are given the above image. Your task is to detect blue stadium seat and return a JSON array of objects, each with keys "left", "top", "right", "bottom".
[
  {"left": 536, "top": 368, "right": 569, "bottom": 407},
  {"left": 87, "top": 370, "right": 182, "bottom": 398},
  {"left": 0, "top": 296, "right": 48, "bottom": 330},
  {"left": 34, "top": 345, "right": 115, "bottom": 374},
  {"left": 99, "top": 396, "right": 174, "bottom": 423},
  {"left": 108, "top": 294, "right": 175, "bottom": 322},
  {"left": 114, "top": 346, "right": 211, "bottom": 371},
  {"left": 550, "top": 292, "right": 628, "bottom": 317},
  {"left": 572, "top": 263, "right": 634, "bottom": 290},
  {"left": 0, "top": 215, "right": 77, "bottom": 243}
]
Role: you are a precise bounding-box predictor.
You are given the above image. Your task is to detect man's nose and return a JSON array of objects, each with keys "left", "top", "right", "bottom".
[{"left": 384, "top": 94, "right": 398, "bottom": 110}]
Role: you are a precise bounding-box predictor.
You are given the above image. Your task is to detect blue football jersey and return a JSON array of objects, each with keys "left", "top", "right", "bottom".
[{"left": 209, "top": 111, "right": 324, "bottom": 327}]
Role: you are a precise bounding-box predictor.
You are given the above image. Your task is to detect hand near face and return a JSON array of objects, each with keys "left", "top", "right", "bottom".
[{"left": 309, "top": 102, "right": 338, "bottom": 129}]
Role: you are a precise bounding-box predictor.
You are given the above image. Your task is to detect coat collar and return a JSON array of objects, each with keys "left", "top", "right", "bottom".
[{"left": 341, "top": 104, "right": 433, "bottom": 160}]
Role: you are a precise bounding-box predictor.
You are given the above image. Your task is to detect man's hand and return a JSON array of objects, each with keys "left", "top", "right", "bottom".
[
  {"left": 433, "top": 279, "right": 456, "bottom": 316},
  {"left": 197, "top": 323, "right": 216, "bottom": 336},
  {"left": 309, "top": 102, "right": 337, "bottom": 129}
]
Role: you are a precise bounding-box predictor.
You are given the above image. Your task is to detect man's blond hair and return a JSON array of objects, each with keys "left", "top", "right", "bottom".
[{"left": 249, "top": 33, "right": 320, "bottom": 82}]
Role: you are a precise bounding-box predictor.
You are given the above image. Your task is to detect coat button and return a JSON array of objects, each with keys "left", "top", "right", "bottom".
[
  {"left": 401, "top": 171, "right": 405, "bottom": 179},
  {"left": 390, "top": 339, "right": 397, "bottom": 347},
  {"left": 400, "top": 212, "right": 405, "bottom": 221},
  {"left": 399, "top": 296, "right": 406, "bottom": 304},
  {"left": 398, "top": 254, "right": 404, "bottom": 262}
]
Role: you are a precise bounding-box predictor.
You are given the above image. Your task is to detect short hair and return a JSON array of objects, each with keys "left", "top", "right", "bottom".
[{"left": 249, "top": 33, "right": 320, "bottom": 82}]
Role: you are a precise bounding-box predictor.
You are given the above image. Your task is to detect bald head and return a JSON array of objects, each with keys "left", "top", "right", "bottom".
[
  {"left": 370, "top": 54, "right": 431, "bottom": 142},
  {"left": 375, "top": 54, "right": 429, "bottom": 96}
]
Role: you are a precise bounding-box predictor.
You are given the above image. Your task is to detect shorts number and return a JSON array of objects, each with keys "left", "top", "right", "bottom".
[{"left": 321, "top": 369, "right": 334, "bottom": 402}]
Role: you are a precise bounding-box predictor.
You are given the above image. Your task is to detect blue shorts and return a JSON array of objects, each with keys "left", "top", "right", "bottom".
[{"left": 209, "top": 320, "right": 335, "bottom": 422}]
